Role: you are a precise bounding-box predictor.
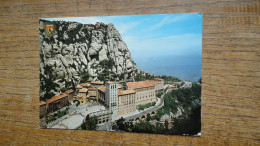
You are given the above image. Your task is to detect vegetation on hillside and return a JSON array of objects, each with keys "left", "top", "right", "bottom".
[
  {"left": 94, "top": 59, "right": 117, "bottom": 82},
  {"left": 80, "top": 72, "right": 89, "bottom": 83},
  {"left": 135, "top": 72, "right": 155, "bottom": 81},
  {"left": 134, "top": 72, "right": 181, "bottom": 84},
  {"left": 153, "top": 83, "right": 201, "bottom": 119},
  {"left": 156, "top": 91, "right": 163, "bottom": 98},
  {"left": 113, "top": 83, "right": 201, "bottom": 135},
  {"left": 40, "top": 66, "right": 59, "bottom": 101},
  {"left": 160, "top": 76, "right": 181, "bottom": 84}
]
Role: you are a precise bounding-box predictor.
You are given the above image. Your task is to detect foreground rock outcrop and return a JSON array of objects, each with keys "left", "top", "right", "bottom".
[{"left": 39, "top": 20, "right": 140, "bottom": 99}]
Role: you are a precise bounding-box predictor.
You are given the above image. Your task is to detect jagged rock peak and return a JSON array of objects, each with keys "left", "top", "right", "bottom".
[{"left": 39, "top": 19, "right": 140, "bottom": 100}]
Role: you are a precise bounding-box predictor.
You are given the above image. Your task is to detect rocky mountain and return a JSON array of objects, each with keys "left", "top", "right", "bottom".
[{"left": 39, "top": 20, "right": 140, "bottom": 99}]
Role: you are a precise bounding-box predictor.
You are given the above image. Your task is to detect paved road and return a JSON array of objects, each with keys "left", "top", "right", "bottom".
[{"left": 123, "top": 90, "right": 168, "bottom": 121}]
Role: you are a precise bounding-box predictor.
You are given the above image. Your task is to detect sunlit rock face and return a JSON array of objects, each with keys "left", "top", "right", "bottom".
[{"left": 39, "top": 20, "right": 140, "bottom": 99}]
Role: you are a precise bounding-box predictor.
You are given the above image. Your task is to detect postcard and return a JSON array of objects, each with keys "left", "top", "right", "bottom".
[{"left": 39, "top": 13, "right": 202, "bottom": 136}]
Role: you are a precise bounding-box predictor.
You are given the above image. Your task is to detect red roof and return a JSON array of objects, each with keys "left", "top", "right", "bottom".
[
  {"left": 152, "top": 80, "right": 161, "bottom": 84},
  {"left": 65, "top": 89, "right": 74, "bottom": 94},
  {"left": 106, "top": 81, "right": 114, "bottom": 84},
  {"left": 98, "top": 86, "right": 106, "bottom": 93},
  {"left": 117, "top": 84, "right": 123, "bottom": 89},
  {"left": 40, "top": 101, "right": 46, "bottom": 106},
  {"left": 127, "top": 80, "right": 155, "bottom": 90},
  {"left": 169, "top": 85, "right": 177, "bottom": 88},
  {"left": 79, "top": 88, "right": 88, "bottom": 93},
  {"left": 81, "top": 83, "right": 91, "bottom": 87},
  {"left": 75, "top": 85, "right": 83, "bottom": 89},
  {"left": 91, "top": 81, "right": 104, "bottom": 85},
  {"left": 88, "top": 88, "right": 97, "bottom": 91},
  {"left": 46, "top": 93, "right": 67, "bottom": 103},
  {"left": 118, "top": 90, "right": 136, "bottom": 96}
]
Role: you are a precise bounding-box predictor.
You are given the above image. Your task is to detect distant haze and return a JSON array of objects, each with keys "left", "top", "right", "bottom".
[{"left": 135, "top": 55, "right": 201, "bottom": 82}]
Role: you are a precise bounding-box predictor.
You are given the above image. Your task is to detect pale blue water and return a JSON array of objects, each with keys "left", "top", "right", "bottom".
[{"left": 134, "top": 55, "right": 202, "bottom": 82}]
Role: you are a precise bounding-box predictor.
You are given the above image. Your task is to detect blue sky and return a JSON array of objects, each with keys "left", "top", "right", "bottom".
[{"left": 42, "top": 13, "right": 202, "bottom": 59}]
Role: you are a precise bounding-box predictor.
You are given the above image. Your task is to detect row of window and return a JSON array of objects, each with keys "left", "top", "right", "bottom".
[
  {"left": 137, "top": 92, "right": 155, "bottom": 100},
  {"left": 111, "top": 102, "right": 117, "bottom": 107},
  {"left": 98, "top": 118, "right": 109, "bottom": 124},
  {"left": 109, "top": 84, "right": 117, "bottom": 89}
]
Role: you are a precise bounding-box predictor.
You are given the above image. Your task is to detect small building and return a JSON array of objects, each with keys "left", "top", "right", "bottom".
[
  {"left": 78, "top": 88, "right": 88, "bottom": 104},
  {"left": 46, "top": 93, "right": 69, "bottom": 113},
  {"left": 118, "top": 90, "right": 136, "bottom": 116},
  {"left": 65, "top": 89, "right": 74, "bottom": 101},
  {"left": 39, "top": 101, "right": 47, "bottom": 117},
  {"left": 169, "top": 84, "right": 177, "bottom": 89},
  {"left": 90, "top": 81, "right": 104, "bottom": 88},
  {"left": 168, "top": 84, "right": 178, "bottom": 92},
  {"left": 181, "top": 81, "right": 193, "bottom": 88},
  {"left": 87, "top": 88, "right": 98, "bottom": 101},
  {"left": 170, "top": 84, "right": 177, "bottom": 88},
  {"left": 75, "top": 85, "right": 83, "bottom": 95}
]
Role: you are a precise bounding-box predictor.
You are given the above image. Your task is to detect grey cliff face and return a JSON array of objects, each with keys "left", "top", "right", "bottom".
[{"left": 39, "top": 20, "right": 140, "bottom": 99}]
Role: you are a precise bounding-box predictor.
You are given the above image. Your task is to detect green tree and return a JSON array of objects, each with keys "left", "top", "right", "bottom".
[
  {"left": 164, "top": 119, "right": 169, "bottom": 130},
  {"left": 155, "top": 122, "right": 164, "bottom": 134},
  {"left": 135, "top": 73, "right": 145, "bottom": 81},
  {"left": 97, "top": 59, "right": 116, "bottom": 81},
  {"left": 156, "top": 91, "right": 163, "bottom": 98},
  {"left": 198, "top": 78, "right": 202, "bottom": 84},
  {"left": 132, "top": 120, "right": 155, "bottom": 134},
  {"left": 81, "top": 114, "right": 98, "bottom": 130},
  {"left": 171, "top": 106, "right": 201, "bottom": 135},
  {"left": 80, "top": 72, "right": 89, "bottom": 83},
  {"left": 113, "top": 117, "right": 133, "bottom": 131},
  {"left": 146, "top": 114, "right": 151, "bottom": 122},
  {"left": 40, "top": 72, "right": 59, "bottom": 100}
]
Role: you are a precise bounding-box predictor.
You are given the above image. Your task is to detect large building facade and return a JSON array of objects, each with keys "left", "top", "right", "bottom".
[
  {"left": 98, "top": 79, "right": 163, "bottom": 120},
  {"left": 41, "top": 79, "right": 163, "bottom": 123},
  {"left": 127, "top": 80, "right": 157, "bottom": 107}
]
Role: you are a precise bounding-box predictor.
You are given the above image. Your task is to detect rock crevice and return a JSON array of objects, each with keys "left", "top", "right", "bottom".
[{"left": 39, "top": 20, "right": 139, "bottom": 99}]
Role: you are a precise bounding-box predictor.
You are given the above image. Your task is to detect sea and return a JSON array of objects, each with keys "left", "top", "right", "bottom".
[{"left": 134, "top": 55, "right": 202, "bottom": 82}]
